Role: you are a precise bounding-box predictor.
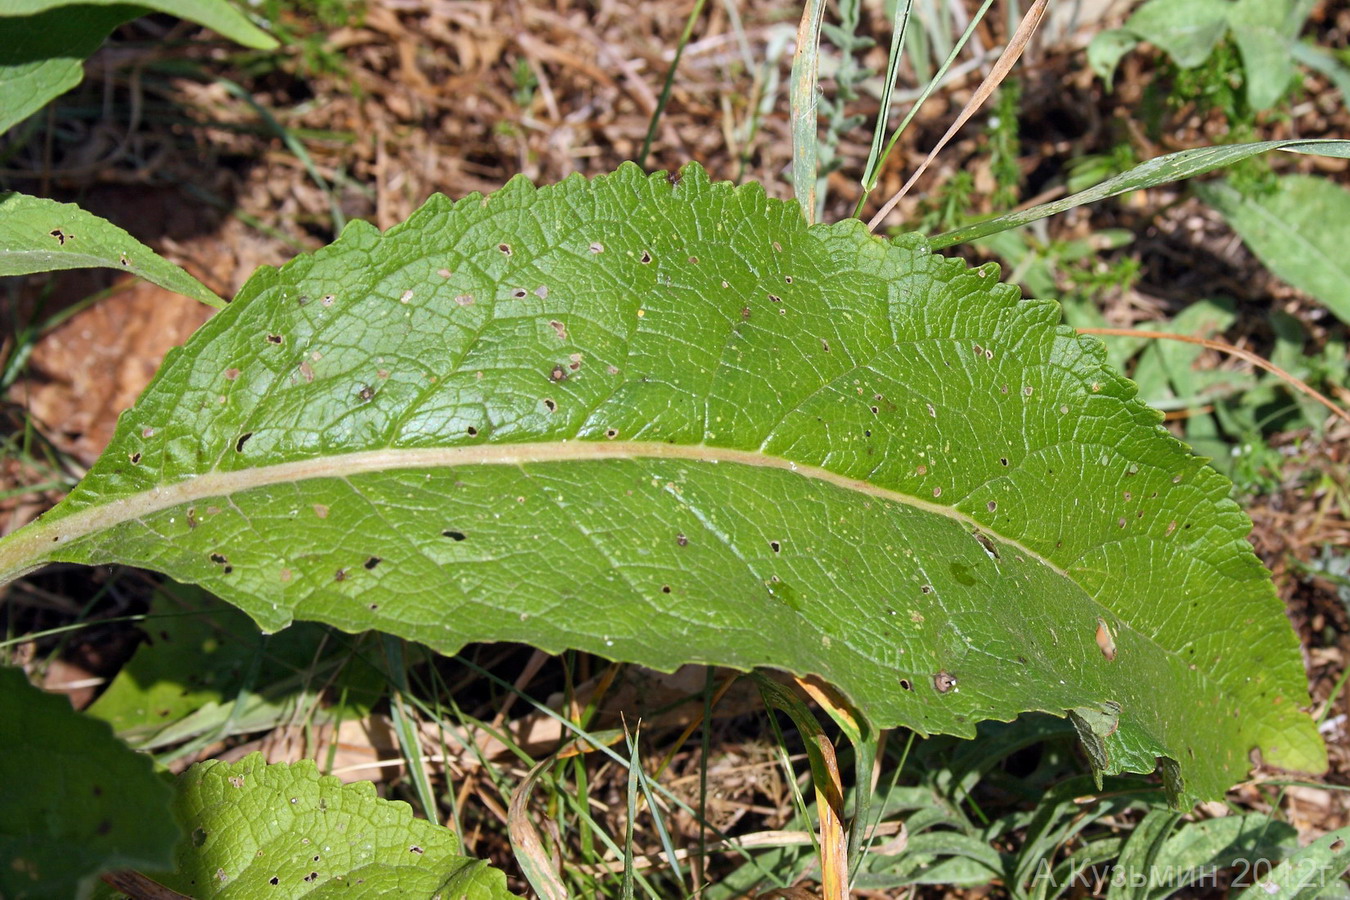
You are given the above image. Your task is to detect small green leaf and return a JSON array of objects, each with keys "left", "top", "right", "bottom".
[
  {"left": 158, "top": 753, "right": 515, "bottom": 898},
  {"left": 1068, "top": 700, "right": 1134, "bottom": 789},
  {"left": 0, "top": 666, "right": 178, "bottom": 899},
  {"left": 1229, "top": 0, "right": 1300, "bottom": 110},
  {"left": 1088, "top": 29, "right": 1141, "bottom": 86},
  {"left": 931, "top": 139, "right": 1350, "bottom": 248},
  {"left": 1124, "top": 0, "right": 1230, "bottom": 68},
  {"left": 0, "top": 163, "right": 1325, "bottom": 804},
  {"left": 1289, "top": 41, "right": 1350, "bottom": 106},
  {"left": 0, "top": 192, "right": 224, "bottom": 307},
  {"left": 1197, "top": 175, "right": 1350, "bottom": 325}
]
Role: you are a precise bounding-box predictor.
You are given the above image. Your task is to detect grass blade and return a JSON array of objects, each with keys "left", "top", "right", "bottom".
[
  {"left": 855, "top": 0, "right": 999, "bottom": 216},
  {"left": 790, "top": 0, "right": 828, "bottom": 222},
  {"left": 857, "top": 0, "right": 915, "bottom": 214},
  {"left": 867, "top": 0, "right": 1048, "bottom": 231},
  {"left": 637, "top": 0, "right": 708, "bottom": 169},
  {"left": 755, "top": 675, "right": 848, "bottom": 900},
  {"left": 929, "top": 138, "right": 1350, "bottom": 248},
  {"left": 622, "top": 728, "right": 639, "bottom": 900},
  {"left": 508, "top": 756, "right": 571, "bottom": 900},
  {"left": 382, "top": 636, "right": 439, "bottom": 825}
]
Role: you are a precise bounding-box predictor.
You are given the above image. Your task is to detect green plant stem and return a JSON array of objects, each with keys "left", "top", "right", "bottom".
[
  {"left": 383, "top": 635, "right": 439, "bottom": 824},
  {"left": 637, "top": 0, "right": 708, "bottom": 169}
]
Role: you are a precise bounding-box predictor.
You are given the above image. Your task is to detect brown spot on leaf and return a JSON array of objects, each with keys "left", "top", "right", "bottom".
[{"left": 1095, "top": 618, "right": 1117, "bottom": 661}]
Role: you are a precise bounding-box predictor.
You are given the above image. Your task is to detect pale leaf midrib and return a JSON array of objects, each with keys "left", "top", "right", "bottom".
[{"left": 0, "top": 441, "right": 1068, "bottom": 584}]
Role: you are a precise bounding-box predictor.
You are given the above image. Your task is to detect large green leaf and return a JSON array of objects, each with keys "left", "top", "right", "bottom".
[
  {"left": 156, "top": 753, "right": 515, "bottom": 897},
  {"left": 0, "top": 192, "right": 224, "bottom": 307},
  {"left": 0, "top": 163, "right": 1324, "bottom": 803},
  {"left": 0, "top": 0, "right": 275, "bottom": 134},
  {"left": 0, "top": 666, "right": 178, "bottom": 899},
  {"left": 1196, "top": 175, "right": 1350, "bottom": 325}
]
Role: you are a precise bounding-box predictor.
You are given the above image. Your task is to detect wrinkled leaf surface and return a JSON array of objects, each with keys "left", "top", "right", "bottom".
[{"left": 0, "top": 163, "right": 1324, "bottom": 802}]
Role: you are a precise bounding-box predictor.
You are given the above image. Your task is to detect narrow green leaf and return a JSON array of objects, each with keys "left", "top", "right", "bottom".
[
  {"left": 1150, "top": 813, "right": 1299, "bottom": 897},
  {"left": 0, "top": 163, "right": 1324, "bottom": 804},
  {"left": 156, "top": 753, "right": 515, "bottom": 897},
  {"left": 1235, "top": 826, "right": 1350, "bottom": 899},
  {"left": 930, "top": 139, "right": 1350, "bottom": 249},
  {"left": 0, "top": 666, "right": 178, "bottom": 899},
  {"left": 0, "top": 193, "right": 224, "bottom": 308},
  {"left": 1196, "top": 175, "right": 1350, "bottom": 325},
  {"left": 1289, "top": 41, "right": 1350, "bottom": 105},
  {"left": 1107, "top": 808, "right": 1182, "bottom": 900},
  {"left": 789, "top": 0, "right": 827, "bottom": 222},
  {"left": 858, "top": 0, "right": 915, "bottom": 201}
]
